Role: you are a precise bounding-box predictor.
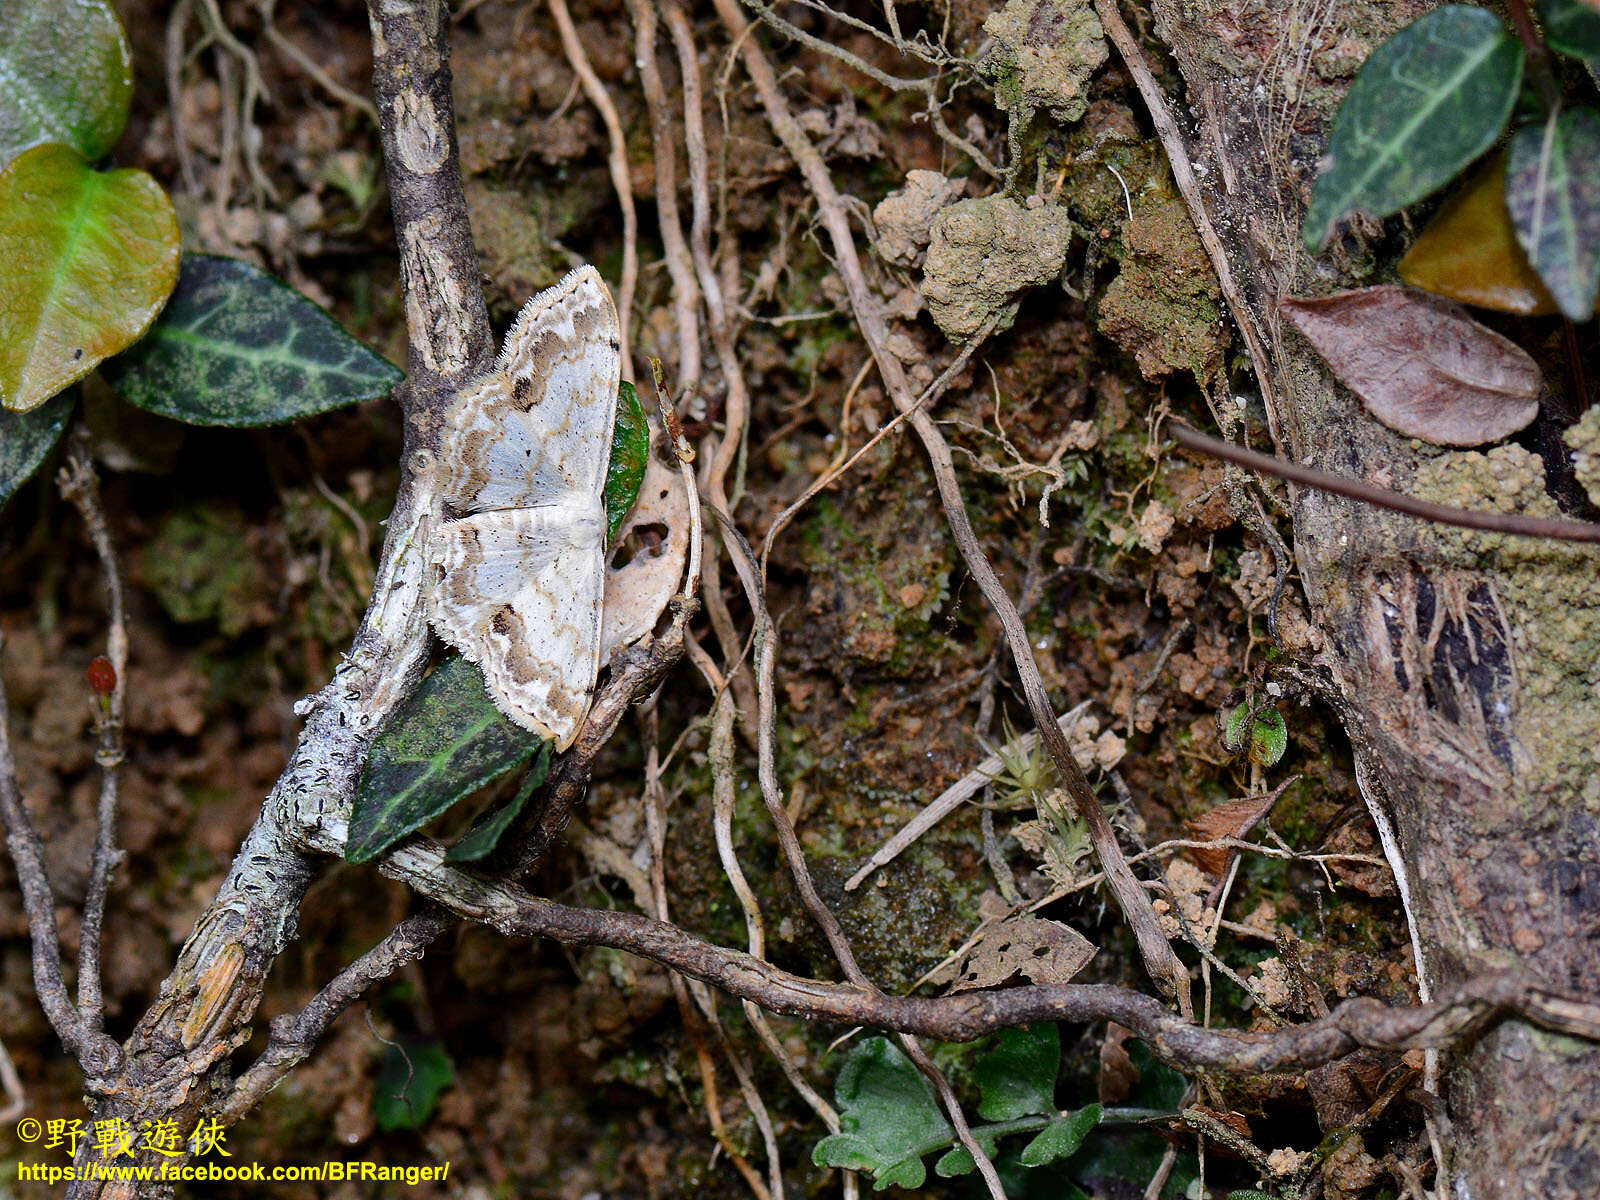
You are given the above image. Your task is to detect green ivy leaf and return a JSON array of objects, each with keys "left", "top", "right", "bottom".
[
  {"left": 1540, "top": 0, "right": 1600, "bottom": 68},
  {"left": 933, "top": 1129, "right": 1000, "bottom": 1178},
  {"left": 373, "top": 1039, "right": 455, "bottom": 1132},
  {"left": 605, "top": 380, "right": 649, "bottom": 544},
  {"left": 975, "top": 1024, "right": 1060, "bottom": 1121},
  {"left": 0, "top": 144, "right": 178, "bottom": 412},
  {"left": 0, "top": 392, "right": 72, "bottom": 509},
  {"left": 813, "top": 1038, "right": 952, "bottom": 1190},
  {"left": 1506, "top": 107, "right": 1600, "bottom": 322},
  {"left": 1305, "top": 6, "right": 1522, "bottom": 249},
  {"left": 1221, "top": 704, "right": 1289, "bottom": 768},
  {"left": 346, "top": 656, "right": 544, "bottom": 863},
  {"left": 1019, "top": 1105, "right": 1102, "bottom": 1167},
  {"left": 444, "top": 741, "right": 552, "bottom": 862},
  {"left": 0, "top": 0, "right": 132, "bottom": 164},
  {"left": 1127, "top": 1040, "right": 1188, "bottom": 1111},
  {"left": 102, "top": 254, "right": 402, "bottom": 426}
]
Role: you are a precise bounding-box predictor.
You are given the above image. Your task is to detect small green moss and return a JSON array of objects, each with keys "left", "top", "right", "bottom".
[{"left": 139, "top": 504, "right": 269, "bottom": 637}]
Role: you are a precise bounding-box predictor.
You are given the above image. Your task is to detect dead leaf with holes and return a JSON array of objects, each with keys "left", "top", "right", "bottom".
[
  {"left": 600, "top": 451, "right": 690, "bottom": 659},
  {"left": 1279, "top": 286, "right": 1541, "bottom": 447},
  {"left": 948, "top": 914, "right": 1095, "bottom": 992}
]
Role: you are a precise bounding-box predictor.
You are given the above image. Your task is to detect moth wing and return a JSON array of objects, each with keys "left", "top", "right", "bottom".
[
  {"left": 438, "top": 266, "right": 621, "bottom": 514},
  {"left": 429, "top": 507, "right": 606, "bottom": 749}
]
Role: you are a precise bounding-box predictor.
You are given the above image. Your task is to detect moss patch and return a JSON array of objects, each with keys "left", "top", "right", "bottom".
[{"left": 1097, "top": 196, "right": 1226, "bottom": 382}]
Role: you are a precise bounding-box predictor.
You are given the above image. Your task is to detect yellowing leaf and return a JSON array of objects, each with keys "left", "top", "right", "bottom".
[
  {"left": 0, "top": 145, "right": 178, "bottom": 412},
  {"left": 1399, "top": 153, "right": 1559, "bottom": 315},
  {"left": 1280, "top": 286, "right": 1540, "bottom": 448}
]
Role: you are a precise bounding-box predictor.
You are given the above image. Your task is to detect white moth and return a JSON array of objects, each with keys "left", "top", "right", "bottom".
[{"left": 427, "top": 266, "right": 621, "bottom": 750}]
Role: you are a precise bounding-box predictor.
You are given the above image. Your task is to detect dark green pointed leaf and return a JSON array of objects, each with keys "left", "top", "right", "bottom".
[
  {"left": 445, "top": 741, "right": 551, "bottom": 862},
  {"left": 102, "top": 254, "right": 402, "bottom": 427},
  {"left": 605, "top": 380, "right": 649, "bottom": 544},
  {"left": 373, "top": 1039, "right": 455, "bottom": 1131},
  {"left": 812, "top": 1038, "right": 952, "bottom": 1189},
  {"left": 0, "top": 145, "right": 178, "bottom": 412},
  {"left": 1506, "top": 107, "right": 1600, "bottom": 321},
  {"left": 1540, "top": 0, "right": 1600, "bottom": 67},
  {"left": 976, "top": 1024, "right": 1060, "bottom": 1121},
  {"left": 0, "top": 392, "right": 72, "bottom": 509},
  {"left": 1126, "top": 1040, "right": 1188, "bottom": 1111},
  {"left": 1019, "top": 1106, "right": 1101, "bottom": 1167},
  {"left": 1305, "top": 6, "right": 1522, "bottom": 249},
  {"left": 0, "top": 0, "right": 132, "bottom": 164},
  {"left": 347, "top": 656, "right": 543, "bottom": 863}
]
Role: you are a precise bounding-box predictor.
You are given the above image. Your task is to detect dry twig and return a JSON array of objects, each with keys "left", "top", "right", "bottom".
[
  {"left": 55, "top": 434, "right": 129, "bottom": 1036},
  {"left": 548, "top": 0, "right": 638, "bottom": 377},
  {"left": 1172, "top": 423, "right": 1600, "bottom": 545},
  {"left": 382, "top": 838, "right": 1600, "bottom": 1064}
]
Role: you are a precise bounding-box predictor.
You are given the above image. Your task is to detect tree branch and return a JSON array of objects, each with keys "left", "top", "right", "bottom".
[
  {"left": 381, "top": 838, "right": 1600, "bottom": 1068},
  {"left": 0, "top": 664, "right": 119, "bottom": 1078},
  {"left": 220, "top": 908, "right": 455, "bottom": 1122}
]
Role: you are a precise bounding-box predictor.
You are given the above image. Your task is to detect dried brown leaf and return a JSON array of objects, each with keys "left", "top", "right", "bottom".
[
  {"left": 948, "top": 914, "right": 1095, "bottom": 992},
  {"left": 600, "top": 453, "right": 689, "bottom": 658},
  {"left": 1279, "top": 285, "right": 1541, "bottom": 447},
  {"left": 1098, "top": 1023, "right": 1138, "bottom": 1104},
  {"left": 1183, "top": 787, "right": 1284, "bottom": 879}
]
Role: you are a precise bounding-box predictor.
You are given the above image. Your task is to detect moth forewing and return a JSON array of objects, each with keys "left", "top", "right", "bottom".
[{"left": 425, "top": 266, "right": 621, "bottom": 748}]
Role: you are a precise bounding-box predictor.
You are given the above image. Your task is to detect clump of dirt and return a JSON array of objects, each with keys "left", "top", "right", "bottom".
[
  {"left": 923, "top": 194, "right": 1074, "bottom": 339},
  {"left": 982, "top": 0, "right": 1108, "bottom": 124},
  {"left": 873, "top": 169, "right": 966, "bottom": 267},
  {"left": 1098, "top": 196, "right": 1228, "bottom": 382}
]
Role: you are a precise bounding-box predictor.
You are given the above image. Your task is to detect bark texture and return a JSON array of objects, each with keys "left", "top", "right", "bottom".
[{"left": 1146, "top": 2, "right": 1600, "bottom": 1196}]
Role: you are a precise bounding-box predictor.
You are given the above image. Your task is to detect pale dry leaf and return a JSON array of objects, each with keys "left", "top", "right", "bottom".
[
  {"left": 948, "top": 914, "right": 1095, "bottom": 991},
  {"left": 1279, "top": 285, "right": 1541, "bottom": 447},
  {"left": 601, "top": 451, "right": 689, "bottom": 658}
]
